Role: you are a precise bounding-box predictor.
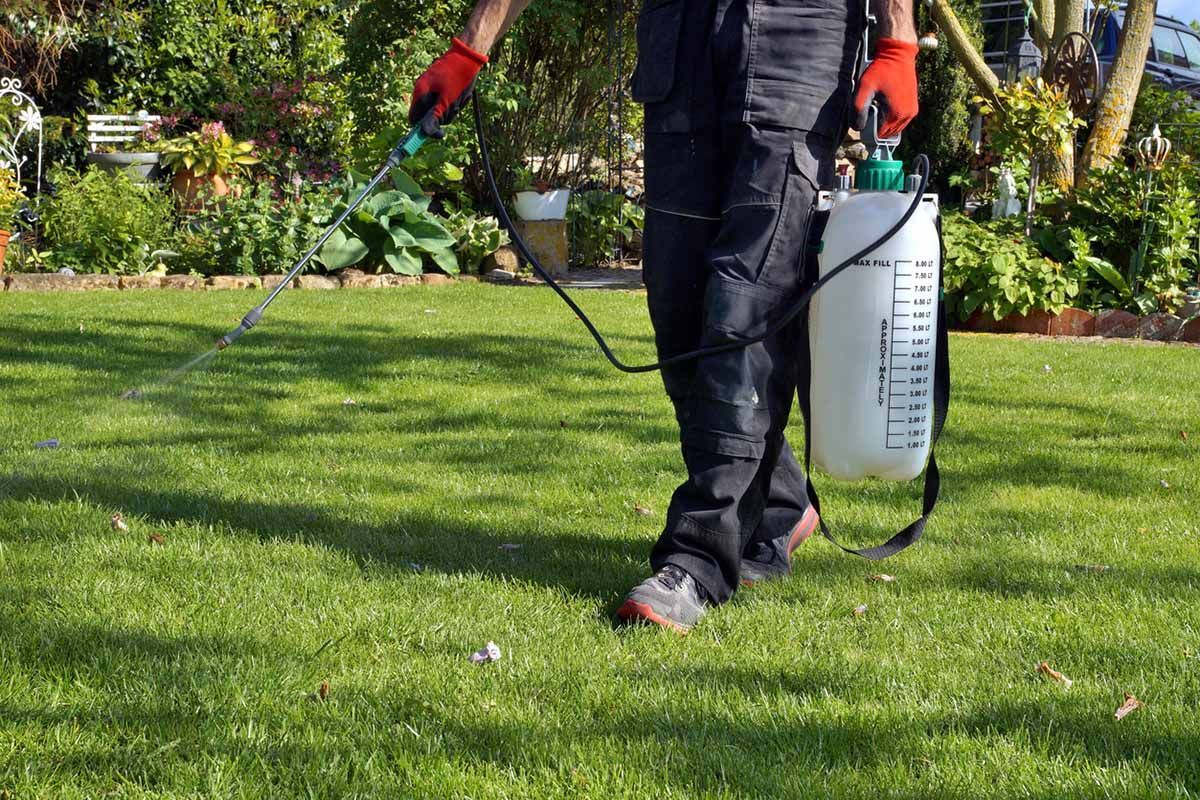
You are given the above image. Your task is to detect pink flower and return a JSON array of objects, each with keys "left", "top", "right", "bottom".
[{"left": 200, "top": 121, "right": 226, "bottom": 141}]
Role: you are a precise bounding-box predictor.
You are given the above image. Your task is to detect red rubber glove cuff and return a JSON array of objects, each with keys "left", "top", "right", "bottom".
[
  {"left": 409, "top": 37, "right": 489, "bottom": 134},
  {"left": 853, "top": 38, "right": 919, "bottom": 140}
]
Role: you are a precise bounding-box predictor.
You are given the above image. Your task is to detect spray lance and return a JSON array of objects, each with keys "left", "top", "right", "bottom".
[
  {"left": 215, "top": 120, "right": 431, "bottom": 350},
  {"left": 215, "top": 18, "right": 947, "bottom": 559}
]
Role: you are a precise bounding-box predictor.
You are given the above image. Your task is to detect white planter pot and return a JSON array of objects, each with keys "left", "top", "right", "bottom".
[{"left": 514, "top": 189, "right": 571, "bottom": 221}]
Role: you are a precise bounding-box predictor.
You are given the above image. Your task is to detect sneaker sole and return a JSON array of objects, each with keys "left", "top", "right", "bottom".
[
  {"left": 616, "top": 599, "right": 691, "bottom": 634},
  {"left": 740, "top": 507, "right": 821, "bottom": 588}
]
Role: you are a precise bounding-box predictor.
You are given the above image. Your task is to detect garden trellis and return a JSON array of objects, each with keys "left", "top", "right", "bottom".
[{"left": 0, "top": 77, "right": 43, "bottom": 195}]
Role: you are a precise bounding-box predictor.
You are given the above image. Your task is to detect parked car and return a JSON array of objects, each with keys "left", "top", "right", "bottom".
[
  {"left": 1093, "top": 12, "right": 1200, "bottom": 100},
  {"left": 982, "top": 1, "right": 1200, "bottom": 101}
]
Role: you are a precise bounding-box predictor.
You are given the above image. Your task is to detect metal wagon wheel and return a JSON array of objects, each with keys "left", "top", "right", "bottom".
[{"left": 1049, "top": 31, "right": 1100, "bottom": 117}]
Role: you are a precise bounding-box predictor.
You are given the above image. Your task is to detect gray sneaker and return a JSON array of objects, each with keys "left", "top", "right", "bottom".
[
  {"left": 739, "top": 507, "right": 820, "bottom": 587},
  {"left": 616, "top": 564, "right": 707, "bottom": 633}
]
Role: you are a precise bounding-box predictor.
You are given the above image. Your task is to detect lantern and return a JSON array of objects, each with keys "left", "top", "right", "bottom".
[{"left": 1005, "top": 23, "right": 1044, "bottom": 83}]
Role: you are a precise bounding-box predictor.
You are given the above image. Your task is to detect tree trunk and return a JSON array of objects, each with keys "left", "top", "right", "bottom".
[
  {"left": 1040, "top": 0, "right": 1087, "bottom": 193},
  {"left": 1051, "top": 0, "right": 1085, "bottom": 45},
  {"left": 1078, "top": 0, "right": 1157, "bottom": 181},
  {"left": 929, "top": 0, "right": 998, "bottom": 97}
]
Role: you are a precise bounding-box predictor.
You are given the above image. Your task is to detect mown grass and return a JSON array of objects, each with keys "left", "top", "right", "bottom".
[{"left": 1, "top": 284, "right": 1198, "bottom": 798}]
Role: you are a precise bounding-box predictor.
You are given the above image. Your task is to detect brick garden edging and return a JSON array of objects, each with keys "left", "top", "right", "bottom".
[
  {"left": 2, "top": 269, "right": 473, "bottom": 293},
  {"left": 962, "top": 308, "right": 1200, "bottom": 344}
]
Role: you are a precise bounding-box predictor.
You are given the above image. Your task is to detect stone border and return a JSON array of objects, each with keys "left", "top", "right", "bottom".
[
  {"left": 961, "top": 308, "right": 1200, "bottom": 344},
  {"left": 1, "top": 269, "right": 471, "bottom": 293}
]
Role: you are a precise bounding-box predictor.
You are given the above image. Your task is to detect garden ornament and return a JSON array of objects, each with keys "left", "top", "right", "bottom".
[
  {"left": 1137, "top": 124, "right": 1171, "bottom": 172},
  {"left": 992, "top": 167, "right": 1022, "bottom": 218}
]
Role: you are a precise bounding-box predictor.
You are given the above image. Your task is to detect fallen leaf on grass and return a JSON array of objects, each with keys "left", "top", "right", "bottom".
[
  {"left": 469, "top": 641, "right": 502, "bottom": 664},
  {"left": 147, "top": 533, "right": 165, "bottom": 545},
  {"left": 867, "top": 574, "right": 896, "bottom": 583},
  {"left": 1137, "top": 527, "right": 1149, "bottom": 534},
  {"left": 308, "top": 680, "right": 330, "bottom": 702},
  {"left": 559, "top": 420, "right": 568, "bottom": 428},
  {"left": 1036, "top": 661, "right": 1073, "bottom": 689},
  {"left": 1114, "top": 693, "right": 1143, "bottom": 720},
  {"left": 1181, "top": 430, "right": 1189, "bottom": 442},
  {"left": 111, "top": 513, "right": 128, "bottom": 532},
  {"left": 34, "top": 438, "right": 59, "bottom": 449},
  {"left": 633, "top": 504, "right": 654, "bottom": 517},
  {"left": 1072, "top": 564, "right": 1108, "bottom": 573},
  {"left": 852, "top": 604, "right": 868, "bottom": 617}
]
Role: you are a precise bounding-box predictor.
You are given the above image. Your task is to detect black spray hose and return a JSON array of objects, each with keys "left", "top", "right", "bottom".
[{"left": 472, "top": 93, "right": 931, "bottom": 374}]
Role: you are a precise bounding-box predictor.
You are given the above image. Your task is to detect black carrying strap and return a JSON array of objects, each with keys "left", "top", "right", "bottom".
[{"left": 797, "top": 215, "right": 951, "bottom": 560}]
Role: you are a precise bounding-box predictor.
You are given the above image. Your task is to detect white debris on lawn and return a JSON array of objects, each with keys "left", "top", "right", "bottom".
[{"left": 469, "top": 641, "right": 502, "bottom": 664}]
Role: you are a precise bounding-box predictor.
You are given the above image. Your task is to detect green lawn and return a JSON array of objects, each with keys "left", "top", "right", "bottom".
[{"left": 2, "top": 284, "right": 1198, "bottom": 798}]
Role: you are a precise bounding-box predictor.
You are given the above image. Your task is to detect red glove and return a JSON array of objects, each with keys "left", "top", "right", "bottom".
[
  {"left": 409, "top": 37, "right": 489, "bottom": 137},
  {"left": 853, "top": 38, "right": 919, "bottom": 139}
]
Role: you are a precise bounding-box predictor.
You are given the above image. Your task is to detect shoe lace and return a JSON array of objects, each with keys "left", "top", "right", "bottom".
[{"left": 657, "top": 564, "right": 690, "bottom": 592}]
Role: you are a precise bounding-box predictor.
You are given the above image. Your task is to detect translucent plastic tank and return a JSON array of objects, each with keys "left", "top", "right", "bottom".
[{"left": 808, "top": 184, "right": 941, "bottom": 481}]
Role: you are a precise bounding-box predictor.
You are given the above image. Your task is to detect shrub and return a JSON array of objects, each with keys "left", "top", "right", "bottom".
[
  {"left": 568, "top": 190, "right": 643, "bottom": 267},
  {"left": 174, "top": 182, "right": 334, "bottom": 276},
  {"left": 941, "top": 212, "right": 1080, "bottom": 320},
  {"left": 40, "top": 167, "right": 177, "bottom": 275},
  {"left": 1069, "top": 158, "right": 1197, "bottom": 313}
]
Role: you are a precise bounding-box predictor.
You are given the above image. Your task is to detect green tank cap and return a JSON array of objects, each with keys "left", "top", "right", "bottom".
[{"left": 856, "top": 157, "right": 905, "bottom": 192}]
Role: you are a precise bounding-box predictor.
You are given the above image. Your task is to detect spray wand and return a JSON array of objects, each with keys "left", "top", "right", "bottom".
[{"left": 215, "top": 118, "right": 432, "bottom": 350}]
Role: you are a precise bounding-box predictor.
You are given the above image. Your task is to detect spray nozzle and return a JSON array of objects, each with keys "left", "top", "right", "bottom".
[{"left": 216, "top": 306, "right": 264, "bottom": 350}]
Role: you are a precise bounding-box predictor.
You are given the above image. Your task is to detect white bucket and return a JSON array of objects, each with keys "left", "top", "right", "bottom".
[{"left": 514, "top": 189, "right": 571, "bottom": 221}]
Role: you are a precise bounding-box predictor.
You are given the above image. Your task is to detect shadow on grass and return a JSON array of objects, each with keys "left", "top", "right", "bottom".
[{"left": 1, "top": 308, "right": 1190, "bottom": 605}]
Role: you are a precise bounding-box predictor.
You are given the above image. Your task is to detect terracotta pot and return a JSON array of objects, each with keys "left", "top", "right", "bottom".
[
  {"left": 171, "top": 168, "right": 230, "bottom": 212},
  {"left": 0, "top": 229, "right": 10, "bottom": 275}
]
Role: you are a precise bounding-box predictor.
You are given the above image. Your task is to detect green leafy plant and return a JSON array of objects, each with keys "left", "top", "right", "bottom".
[
  {"left": 160, "top": 122, "right": 260, "bottom": 178},
  {"left": 0, "top": 170, "right": 26, "bottom": 230},
  {"left": 1070, "top": 158, "right": 1197, "bottom": 312},
  {"left": 445, "top": 211, "right": 509, "bottom": 273},
  {"left": 317, "top": 170, "right": 458, "bottom": 275},
  {"left": 941, "top": 212, "right": 1080, "bottom": 320},
  {"left": 174, "top": 182, "right": 334, "bottom": 276},
  {"left": 40, "top": 166, "right": 177, "bottom": 275},
  {"left": 568, "top": 190, "right": 643, "bottom": 267},
  {"left": 353, "top": 127, "right": 472, "bottom": 208}
]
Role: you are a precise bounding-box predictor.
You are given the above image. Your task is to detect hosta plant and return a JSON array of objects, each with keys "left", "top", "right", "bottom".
[
  {"left": 160, "top": 122, "right": 259, "bottom": 178},
  {"left": 317, "top": 170, "right": 458, "bottom": 275}
]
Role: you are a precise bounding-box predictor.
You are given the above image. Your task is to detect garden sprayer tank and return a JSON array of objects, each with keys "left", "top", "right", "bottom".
[{"left": 808, "top": 155, "right": 941, "bottom": 482}]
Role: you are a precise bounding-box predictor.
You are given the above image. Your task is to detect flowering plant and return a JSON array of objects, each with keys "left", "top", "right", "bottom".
[{"left": 160, "top": 122, "right": 260, "bottom": 178}]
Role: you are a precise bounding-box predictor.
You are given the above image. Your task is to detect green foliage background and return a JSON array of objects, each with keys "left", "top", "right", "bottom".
[{"left": 896, "top": 0, "right": 981, "bottom": 190}]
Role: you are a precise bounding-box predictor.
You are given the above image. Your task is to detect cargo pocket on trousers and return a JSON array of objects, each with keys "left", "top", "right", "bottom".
[
  {"left": 630, "top": 0, "right": 685, "bottom": 104},
  {"left": 758, "top": 142, "right": 819, "bottom": 290}
]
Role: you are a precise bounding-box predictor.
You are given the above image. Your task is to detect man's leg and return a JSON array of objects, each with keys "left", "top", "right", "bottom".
[
  {"left": 650, "top": 124, "right": 826, "bottom": 605},
  {"left": 620, "top": 0, "right": 863, "bottom": 626}
]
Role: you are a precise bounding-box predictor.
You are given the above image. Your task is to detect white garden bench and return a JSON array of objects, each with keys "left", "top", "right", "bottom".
[{"left": 86, "top": 111, "right": 160, "bottom": 151}]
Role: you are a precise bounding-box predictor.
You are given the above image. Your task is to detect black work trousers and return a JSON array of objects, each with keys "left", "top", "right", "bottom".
[{"left": 634, "top": 0, "right": 864, "bottom": 603}]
